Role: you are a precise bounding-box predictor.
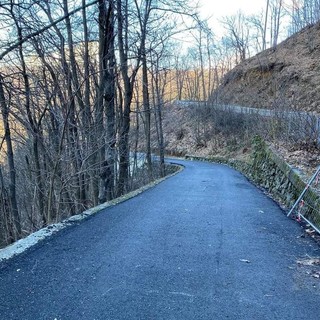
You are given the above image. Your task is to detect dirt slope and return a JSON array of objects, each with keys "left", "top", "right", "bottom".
[{"left": 213, "top": 22, "right": 320, "bottom": 114}]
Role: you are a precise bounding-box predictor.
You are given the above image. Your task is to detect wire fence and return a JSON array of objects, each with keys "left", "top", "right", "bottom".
[{"left": 287, "top": 166, "right": 320, "bottom": 234}]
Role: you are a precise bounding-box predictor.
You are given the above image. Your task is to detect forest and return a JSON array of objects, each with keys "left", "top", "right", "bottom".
[{"left": 0, "top": 0, "right": 318, "bottom": 247}]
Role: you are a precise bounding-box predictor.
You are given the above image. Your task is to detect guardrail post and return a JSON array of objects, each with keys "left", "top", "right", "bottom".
[{"left": 287, "top": 166, "right": 320, "bottom": 217}]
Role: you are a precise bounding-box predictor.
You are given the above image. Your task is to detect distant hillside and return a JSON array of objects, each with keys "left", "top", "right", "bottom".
[{"left": 212, "top": 22, "right": 320, "bottom": 114}]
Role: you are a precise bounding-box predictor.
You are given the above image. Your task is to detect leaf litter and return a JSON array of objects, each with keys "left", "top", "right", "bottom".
[
  {"left": 297, "top": 258, "right": 320, "bottom": 266},
  {"left": 297, "top": 256, "right": 320, "bottom": 280}
]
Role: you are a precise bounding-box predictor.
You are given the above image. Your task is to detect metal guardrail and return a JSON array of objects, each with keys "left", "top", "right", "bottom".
[
  {"left": 287, "top": 166, "right": 320, "bottom": 234},
  {"left": 175, "top": 100, "right": 320, "bottom": 142}
]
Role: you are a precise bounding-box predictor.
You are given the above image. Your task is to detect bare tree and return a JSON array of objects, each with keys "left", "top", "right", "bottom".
[
  {"left": 0, "top": 75, "right": 21, "bottom": 240},
  {"left": 0, "top": 0, "right": 203, "bottom": 245},
  {"left": 135, "top": 0, "right": 153, "bottom": 178},
  {"left": 269, "top": 0, "right": 284, "bottom": 48},
  {"left": 221, "top": 12, "right": 250, "bottom": 63},
  {"left": 247, "top": 12, "right": 265, "bottom": 52}
]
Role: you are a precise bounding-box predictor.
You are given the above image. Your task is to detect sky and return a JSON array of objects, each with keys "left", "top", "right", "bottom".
[
  {"left": 198, "top": 0, "right": 267, "bottom": 36},
  {"left": 199, "top": 0, "right": 266, "bottom": 17}
]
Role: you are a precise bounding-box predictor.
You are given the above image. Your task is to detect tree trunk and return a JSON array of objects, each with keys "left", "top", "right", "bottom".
[
  {"left": 116, "top": 0, "right": 140, "bottom": 195},
  {"left": 142, "top": 49, "right": 152, "bottom": 178},
  {"left": 0, "top": 75, "right": 21, "bottom": 239},
  {"left": 63, "top": 0, "right": 86, "bottom": 208},
  {"left": 15, "top": 19, "right": 46, "bottom": 225},
  {"left": 97, "top": 0, "right": 116, "bottom": 203}
]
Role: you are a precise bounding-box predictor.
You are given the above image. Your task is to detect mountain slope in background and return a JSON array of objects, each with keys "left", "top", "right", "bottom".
[{"left": 213, "top": 22, "right": 320, "bottom": 114}]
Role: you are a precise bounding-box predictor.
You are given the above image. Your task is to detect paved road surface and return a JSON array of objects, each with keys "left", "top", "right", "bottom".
[{"left": 0, "top": 159, "right": 319, "bottom": 319}]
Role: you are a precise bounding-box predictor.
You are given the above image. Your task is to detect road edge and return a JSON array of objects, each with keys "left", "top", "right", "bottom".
[{"left": 0, "top": 163, "right": 184, "bottom": 262}]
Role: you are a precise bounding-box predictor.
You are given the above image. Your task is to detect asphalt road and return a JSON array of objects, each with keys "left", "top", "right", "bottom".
[{"left": 0, "top": 159, "right": 320, "bottom": 320}]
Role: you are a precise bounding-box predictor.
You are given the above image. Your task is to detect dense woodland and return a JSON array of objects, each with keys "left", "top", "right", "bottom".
[{"left": 0, "top": 0, "right": 319, "bottom": 246}]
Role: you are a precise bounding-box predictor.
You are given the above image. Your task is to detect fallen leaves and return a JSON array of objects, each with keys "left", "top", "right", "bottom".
[
  {"left": 303, "top": 227, "right": 320, "bottom": 242},
  {"left": 296, "top": 257, "right": 320, "bottom": 280},
  {"left": 297, "top": 258, "right": 320, "bottom": 266},
  {"left": 305, "top": 227, "right": 316, "bottom": 235}
]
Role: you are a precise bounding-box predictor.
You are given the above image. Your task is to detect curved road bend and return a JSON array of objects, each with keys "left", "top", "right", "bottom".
[{"left": 0, "top": 159, "right": 319, "bottom": 320}]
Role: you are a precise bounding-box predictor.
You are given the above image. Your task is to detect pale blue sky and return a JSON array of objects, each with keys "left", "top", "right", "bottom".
[
  {"left": 199, "top": 0, "right": 266, "bottom": 18},
  {"left": 199, "top": 0, "right": 267, "bottom": 36}
]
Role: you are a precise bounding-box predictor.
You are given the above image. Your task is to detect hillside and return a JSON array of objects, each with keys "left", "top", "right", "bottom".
[
  {"left": 162, "top": 22, "right": 320, "bottom": 177},
  {"left": 212, "top": 22, "right": 320, "bottom": 114},
  {"left": 157, "top": 24, "right": 320, "bottom": 181},
  {"left": 162, "top": 102, "right": 319, "bottom": 183}
]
